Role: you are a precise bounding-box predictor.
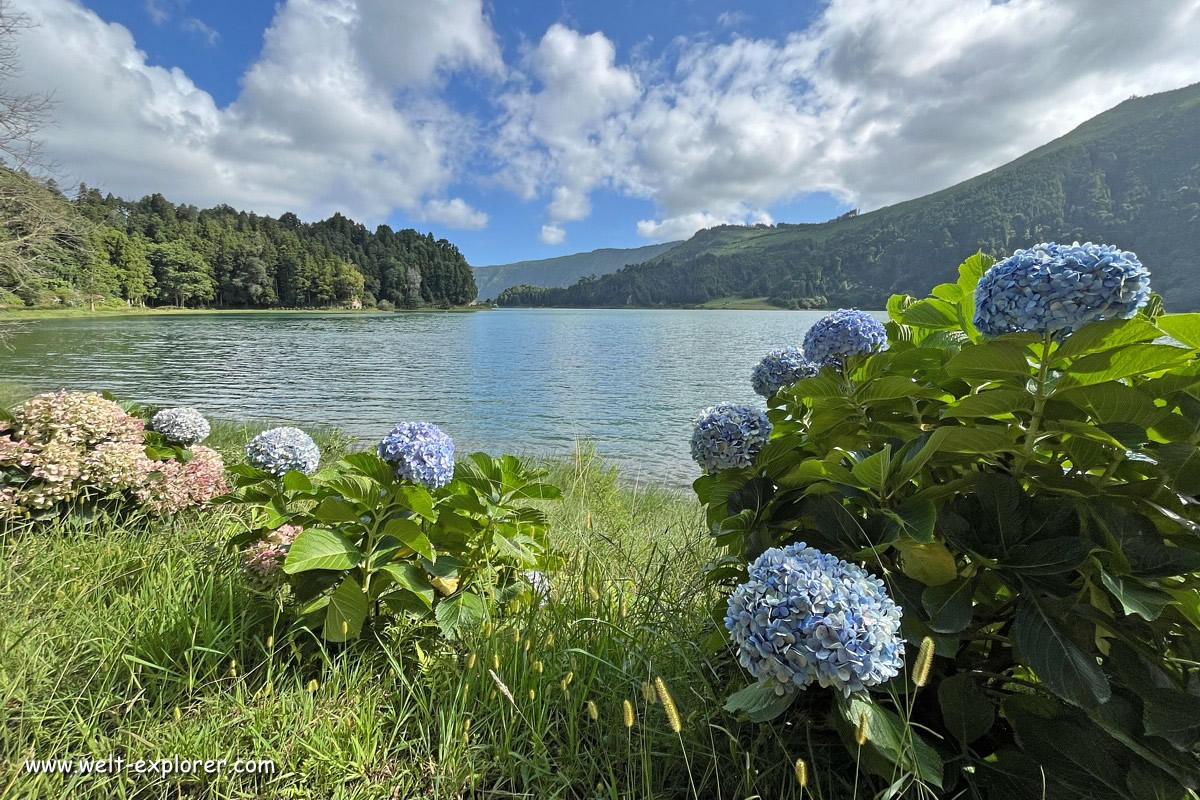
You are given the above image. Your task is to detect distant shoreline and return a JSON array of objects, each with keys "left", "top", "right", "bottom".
[{"left": 0, "top": 305, "right": 489, "bottom": 320}]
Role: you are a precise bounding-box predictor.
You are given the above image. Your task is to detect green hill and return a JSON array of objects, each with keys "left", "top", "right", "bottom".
[
  {"left": 498, "top": 82, "right": 1200, "bottom": 311},
  {"left": 472, "top": 241, "right": 682, "bottom": 301}
]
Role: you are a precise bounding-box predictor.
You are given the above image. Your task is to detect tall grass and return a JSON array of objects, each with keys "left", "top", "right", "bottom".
[{"left": 1, "top": 427, "right": 887, "bottom": 798}]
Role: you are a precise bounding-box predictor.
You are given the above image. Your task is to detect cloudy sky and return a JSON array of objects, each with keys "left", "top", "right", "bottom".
[{"left": 9, "top": 0, "right": 1200, "bottom": 265}]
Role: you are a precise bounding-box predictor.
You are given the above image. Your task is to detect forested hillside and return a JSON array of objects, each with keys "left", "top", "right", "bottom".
[
  {"left": 499, "top": 83, "right": 1200, "bottom": 311},
  {"left": 472, "top": 241, "right": 681, "bottom": 300},
  {"left": 1, "top": 179, "right": 476, "bottom": 310}
]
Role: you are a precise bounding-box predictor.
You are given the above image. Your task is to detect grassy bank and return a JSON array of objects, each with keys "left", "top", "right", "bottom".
[
  {"left": 0, "top": 305, "right": 487, "bottom": 321},
  {"left": 0, "top": 417, "right": 858, "bottom": 799}
]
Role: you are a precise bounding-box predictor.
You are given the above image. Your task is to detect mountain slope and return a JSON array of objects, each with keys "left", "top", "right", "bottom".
[
  {"left": 499, "top": 83, "right": 1200, "bottom": 311},
  {"left": 472, "top": 241, "right": 682, "bottom": 300}
]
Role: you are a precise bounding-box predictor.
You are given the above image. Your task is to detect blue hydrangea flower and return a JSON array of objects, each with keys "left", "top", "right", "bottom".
[
  {"left": 752, "top": 347, "right": 819, "bottom": 397},
  {"left": 690, "top": 403, "right": 771, "bottom": 474},
  {"left": 150, "top": 407, "right": 211, "bottom": 445},
  {"left": 245, "top": 427, "right": 321, "bottom": 475},
  {"left": 377, "top": 421, "right": 455, "bottom": 489},
  {"left": 974, "top": 241, "right": 1151, "bottom": 336},
  {"left": 725, "top": 542, "right": 905, "bottom": 696},
  {"left": 802, "top": 309, "right": 888, "bottom": 367}
]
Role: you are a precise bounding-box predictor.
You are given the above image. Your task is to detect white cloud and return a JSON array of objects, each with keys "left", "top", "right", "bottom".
[
  {"left": 716, "top": 11, "right": 748, "bottom": 28},
  {"left": 8, "top": 0, "right": 497, "bottom": 226},
  {"left": 353, "top": 0, "right": 503, "bottom": 87},
  {"left": 636, "top": 206, "right": 772, "bottom": 242},
  {"left": 422, "top": 197, "right": 488, "bottom": 229},
  {"left": 539, "top": 224, "right": 566, "bottom": 245},
  {"left": 181, "top": 17, "right": 219, "bottom": 46},
  {"left": 497, "top": 0, "right": 1200, "bottom": 240}
]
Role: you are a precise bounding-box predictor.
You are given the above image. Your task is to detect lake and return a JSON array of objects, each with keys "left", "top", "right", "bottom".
[{"left": 0, "top": 309, "right": 854, "bottom": 486}]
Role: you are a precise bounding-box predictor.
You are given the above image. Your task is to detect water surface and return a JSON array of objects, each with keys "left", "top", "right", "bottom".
[{"left": 0, "top": 309, "right": 848, "bottom": 485}]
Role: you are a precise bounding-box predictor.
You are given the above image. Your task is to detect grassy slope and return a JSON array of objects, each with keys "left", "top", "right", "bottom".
[
  {"left": 471, "top": 242, "right": 683, "bottom": 301},
  {"left": 0, "top": 408, "right": 878, "bottom": 799}
]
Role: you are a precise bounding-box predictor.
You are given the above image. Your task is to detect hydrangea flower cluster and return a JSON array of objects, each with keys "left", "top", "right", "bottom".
[
  {"left": 242, "top": 524, "right": 303, "bottom": 591},
  {"left": 802, "top": 309, "right": 888, "bottom": 367},
  {"left": 974, "top": 241, "right": 1151, "bottom": 336},
  {"left": 245, "top": 427, "right": 321, "bottom": 476},
  {"left": 150, "top": 407, "right": 211, "bottom": 445},
  {"left": 725, "top": 542, "right": 905, "bottom": 696},
  {"left": 377, "top": 422, "right": 455, "bottom": 489},
  {"left": 690, "top": 403, "right": 772, "bottom": 474},
  {"left": 0, "top": 392, "right": 225, "bottom": 518},
  {"left": 752, "top": 347, "right": 819, "bottom": 398}
]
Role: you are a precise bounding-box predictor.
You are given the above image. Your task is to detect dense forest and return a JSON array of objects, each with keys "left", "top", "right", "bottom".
[
  {"left": 473, "top": 240, "right": 682, "bottom": 301},
  {"left": 499, "top": 83, "right": 1200, "bottom": 311},
  {"left": 1, "top": 178, "right": 477, "bottom": 310}
]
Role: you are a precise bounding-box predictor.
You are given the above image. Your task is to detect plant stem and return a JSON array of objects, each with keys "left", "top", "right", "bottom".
[{"left": 1016, "top": 332, "right": 1053, "bottom": 473}]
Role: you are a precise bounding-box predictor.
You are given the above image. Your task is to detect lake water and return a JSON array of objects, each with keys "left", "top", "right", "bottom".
[{"left": 0, "top": 309, "right": 849, "bottom": 485}]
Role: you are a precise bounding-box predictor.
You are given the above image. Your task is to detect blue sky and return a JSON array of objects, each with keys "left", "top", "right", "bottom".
[{"left": 13, "top": 0, "right": 1200, "bottom": 265}]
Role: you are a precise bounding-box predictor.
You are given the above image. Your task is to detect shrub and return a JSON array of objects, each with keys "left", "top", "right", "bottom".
[
  {"left": 225, "top": 425, "right": 562, "bottom": 643},
  {"left": 695, "top": 250, "right": 1200, "bottom": 798},
  {"left": 0, "top": 391, "right": 225, "bottom": 519}
]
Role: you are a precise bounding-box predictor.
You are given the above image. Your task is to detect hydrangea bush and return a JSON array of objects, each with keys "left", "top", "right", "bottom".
[
  {"left": 726, "top": 543, "right": 904, "bottom": 696},
  {"left": 226, "top": 425, "right": 561, "bottom": 642},
  {"left": 1, "top": 391, "right": 225, "bottom": 520},
  {"left": 150, "top": 407, "right": 211, "bottom": 445},
  {"left": 801, "top": 308, "right": 887, "bottom": 366},
  {"left": 697, "top": 249, "right": 1200, "bottom": 798},
  {"left": 377, "top": 421, "right": 455, "bottom": 489},
  {"left": 245, "top": 427, "right": 321, "bottom": 476},
  {"left": 690, "top": 403, "right": 771, "bottom": 474},
  {"left": 751, "top": 347, "right": 818, "bottom": 397}
]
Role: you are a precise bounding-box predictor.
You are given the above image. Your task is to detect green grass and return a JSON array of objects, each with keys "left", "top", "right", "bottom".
[
  {"left": 695, "top": 296, "right": 782, "bottom": 310},
  {"left": 0, "top": 414, "right": 887, "bottom": 798}
]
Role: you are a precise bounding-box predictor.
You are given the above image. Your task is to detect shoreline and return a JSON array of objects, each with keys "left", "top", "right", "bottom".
[{"left": 0, "top": 305, "right": 489, "bottom": 320}]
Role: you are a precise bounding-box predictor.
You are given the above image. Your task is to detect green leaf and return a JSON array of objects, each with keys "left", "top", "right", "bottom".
[
  {"left": 339, "top": 451, "right": 395, "bottom": 484},
  {"left": 1014, "top": 598, "right": 1110, "bottom": 708},
  {"left": 941, "top": 389, "right": 1032, "bottom": 419},
  {"left": 1099, "top": 571, "right": 1172, "bottom": 621},
  {"left": 283, "top": 528, "right": 362, "bottom": 573},
  {"left": 895, "top": 539, "right": 956, "bottom": 585},
  {"left": 1058, "top": 382, "right": 1164, "bottom": 428},
  {"left": 1052, "top": 317, "right": 1162, "bottom": 362},
  {"left": 856, "top": 376, "right": 948, "bottom": 403},
  {"left": 723, "top": 682, "right": 797, "bottom": 723},
  {"left": 281, "top": 471, "right": 313, "bottom": 491},
  {"left": 838, "top": 695, "right": 943, "bottom": 788},
  {"left": 382, "top": 517, "right": 434, "bottom": 562},
  {"left": 492, "top": 532, "right": 538, "bottom": 566},
  {"left": 324, "top": 474, "right": 378, "bottom": 504},
  {"left": 395, "top": 485, "right": 435, "bottom": 521},
  {"left": 433, "top": 591, "right": 486, "bottom": 639},
  {"left": 1059, "top": 343, "right": 1193, "bottom": 389},
  {"left": 927, "top": 426, "right": 1015, "bottom": 455},
  {"left": 887, "top": 500, "right": 937, "bottom": 543},
  {"left": 938, "top": 674, "right": 995, "bottom": 745},
  {"left": 777, "top": 459, "right": 856, "bottom": 488},
  {"left": 378, "top": 562, "right": 434, "bottom": 608},
  {"left": 945, "top": 342, "right": 1032, "bottom": 381},
  {"left": 1007, "top": 537, "right": 1094, "bottom": 575},
  {"left": 1142, "top": 687, "right": 1200, "bottom": 747},
  {"left": 1154, "top": 443, "right": 1200, "bottom": 495},
  {"left": 325, "top": 577, "right": 369, "bottom": 641},
  {"left": 921, "top": 578, "right": 974, "bottom": 633},
  {"left": 313, "top": 497, "right": 361, "bottom": 524},
  {"left": 1155, "top": 312, "right": 1200, "bottom": 350},
  {"left": 899, "top": 297, "right": 959, "bottom": 329},
  {"left": 851, "top": 447, "right": 892, "bottom": 492}
]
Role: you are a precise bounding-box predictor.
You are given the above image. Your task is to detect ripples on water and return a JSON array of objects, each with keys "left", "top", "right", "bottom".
[{"left": 0, "top": 309, "right": 851, "bottom": 486}]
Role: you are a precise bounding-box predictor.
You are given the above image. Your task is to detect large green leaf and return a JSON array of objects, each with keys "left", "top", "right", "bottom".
[
  {"left": 433, "top": 590, "right": 486, "bottom": 639},
  {"left": 378, "top": 562, "right": 434, "bottom": 608},
  {"left": 851, "top": 447, "right": 892, "bottom": 492},
  {"left": 838, "top": 695, "right": 943, "bottom": 788},
  {"left": 900, "top": 297, "right": 959, "bottom": 329},
  {"left": 1058, "top": 382, "right": 1164, "bottom": 428},
  {"left": 1006, "top": 537, "right": 1094, "bottom": 575},
  {"left": 856, "top": 376, "right": 949, "bottom": 403},
  {"left": 1052, "top": 317, "right": 1162, "bottom": 362},
  {"left": 945, "top": 342, "right": 1032, "bottom": 381},
  {"left": 938, "top": 673, "right": 995, "bottom": 744},
  {"left": 1142, "top": 687, "right": 1200, "bottom": 748},
  {"left": 382, "top": 517, "right": 434, "bottom": 562},
  {"left": 1154, "top": 443, "right": 1200, "bottom": 495},
  {"left": 324, "top": 576, "right": 368, "bottom": 642},
  {"left": 1059, "top": 343, "right": 1193, "bottom": 389},
  {"left": 922, "top": 578, "right": 974, "bottom": 633},
  {"left": 1014, "top": 598, "right": 1110, "bottom": 708},
  {"left": 313, "top": 496, "right": 361, "bottom": 524},
  {"left": 941, "top": 389, "right": 1032, "bottom": 419},
  {"left": 492, "top": 532, "right": 538, "bottom": 566},
  {"left": 340, "top": 451, "right": 396, "bottom": 484},
  {"left": 283, "top": 528, "right": 362, "bottom": 573},
  {"left": 1155, "top": 313, "right": 1200, "bottom": 350},
  {"left": 723, "top": 682, "right": 797, "bottom": 723},
  {"left": 1099, "top": 571, "right": 1173, "bottom": 621},
  {"left": 928, "top": 426, "right": 1015, "bottom": 455}
]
